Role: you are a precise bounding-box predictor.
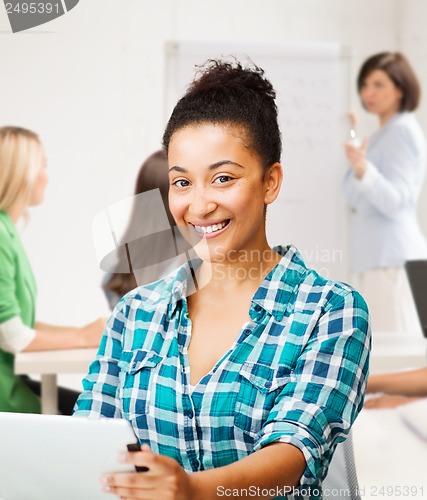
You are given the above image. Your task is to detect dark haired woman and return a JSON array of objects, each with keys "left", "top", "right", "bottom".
[
  {"left": 343, "top": 52, "right": 427, "bottom": 334},
  {"left": 102, "top": 150, "right": 183, "bottom": 310},
  {"left": 75, "top": 60, "right": 370, "bottom": 499}
]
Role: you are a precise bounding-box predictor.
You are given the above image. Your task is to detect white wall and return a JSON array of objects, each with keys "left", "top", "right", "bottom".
[
  {"left": 1, "top": 0, "right": 427, "bottom": 325},
  {"left": 397, "top": 0, "right": 427, "bottom": 231}
]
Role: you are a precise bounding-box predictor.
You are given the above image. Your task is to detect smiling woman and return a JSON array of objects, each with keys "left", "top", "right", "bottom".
[
  {"left": 74, "top": 59, "right": 371, "bottom": 500},
  {"left": 167, "top": 123, "right": 282, "bottom": 265}
]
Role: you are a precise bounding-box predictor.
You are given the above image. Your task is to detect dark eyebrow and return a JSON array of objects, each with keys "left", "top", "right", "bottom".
[{"left": 168, "top": 160, "right": 244, "bottom": 173}]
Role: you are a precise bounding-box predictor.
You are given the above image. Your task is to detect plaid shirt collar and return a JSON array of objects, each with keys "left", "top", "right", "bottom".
[{"left": 158, "top": 245, "right": 307, "bottom": 322}]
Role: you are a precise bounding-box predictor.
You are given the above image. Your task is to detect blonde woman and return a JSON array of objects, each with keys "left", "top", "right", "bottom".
[{"left": 0, "top": 126, "right": 105, "bottom": 414}]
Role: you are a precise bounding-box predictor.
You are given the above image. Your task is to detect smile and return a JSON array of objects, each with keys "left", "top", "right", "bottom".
[{"left": 190, "top": 219, "right": 231, "bottom": 236}]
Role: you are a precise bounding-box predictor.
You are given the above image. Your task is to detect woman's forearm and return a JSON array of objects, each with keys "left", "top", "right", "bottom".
[
  {"left": 23, "top": 318, "right": 106, "bottom": 351},
  {"left": 34, "top": 321, "right": 79, "bottom": 333},
  {"left": 24, "top": 327, "right": 84, "bottom": 351},
  {"left": 367, "top": 368, "right": 427, "bottom": 397},
  {"left": 189, "top": 442, "right": 306, "bottom": 500}
]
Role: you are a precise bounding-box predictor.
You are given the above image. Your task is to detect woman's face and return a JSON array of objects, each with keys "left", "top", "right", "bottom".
[
  {"left": 29, "top": 148, "right": 48, "bottom": 206},
  {"left": 360, "top": 69, "right": 403, "bottom": 121},
  {"left": 168, "top": 123, "right": 281, "bottom": 263}
]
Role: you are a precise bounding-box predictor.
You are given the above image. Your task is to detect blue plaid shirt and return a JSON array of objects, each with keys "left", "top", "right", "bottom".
[{"left": 74, "top": 245, "right": 370, "bottom": 495}]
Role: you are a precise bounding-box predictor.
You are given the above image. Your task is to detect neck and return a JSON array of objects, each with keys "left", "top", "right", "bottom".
[
  {"left": 379, "top": 109, "right": 399, "bottom": 128},
  {"left": 6, "top": 203, "right": 25, "bottom": 224},
  {"left": 198, "top": 243, "right": 282, "bottom": 292}
]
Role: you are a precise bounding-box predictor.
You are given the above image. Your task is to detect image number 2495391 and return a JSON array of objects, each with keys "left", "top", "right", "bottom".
[{"left": 3, "top": 0, "right": 80, "bottom": 32}]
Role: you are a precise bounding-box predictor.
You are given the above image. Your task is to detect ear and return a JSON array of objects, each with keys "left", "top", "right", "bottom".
[{"left": 263, "top": 162, "right": 283, "bottom": 205}]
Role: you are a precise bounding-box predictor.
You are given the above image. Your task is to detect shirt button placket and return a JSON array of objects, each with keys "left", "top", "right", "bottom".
[{"left": 182, "top": 394, "right": 199, "bottom": 470}]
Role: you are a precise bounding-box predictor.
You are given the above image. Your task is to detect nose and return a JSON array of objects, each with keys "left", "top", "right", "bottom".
[
  {"left": 362, "top": 84, "right": 374, "bottom": 98},
  {"left": 189, "top": 186, "right": 217, "bottom": 218}
]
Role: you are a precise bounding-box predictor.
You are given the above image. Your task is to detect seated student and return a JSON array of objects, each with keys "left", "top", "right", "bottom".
[
  {"left": 365, "top": 367, "right": 427, "bottom": 409},
  {"left": 0, "top": 126, "right": 106, "bottom": 414},
  {"left": 102, "top": 150, "right": 182, "bottom": 310},
  {"left": 74, "top": 59, "right": 371, "bottom": 499}
]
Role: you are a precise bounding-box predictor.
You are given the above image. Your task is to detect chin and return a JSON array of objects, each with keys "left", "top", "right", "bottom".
[
  {"left": 29, "top": 198, "right": 44, "bottom": 207},
  {"left": 190, "top": 240, "right": 229, "bottom": 264}
]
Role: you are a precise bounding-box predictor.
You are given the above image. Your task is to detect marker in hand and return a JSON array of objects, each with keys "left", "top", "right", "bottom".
[
  {"left": 347, "top": 110, "right": 362, "bottom": 147},
  {"left": 344, "top": 111, "right": 368, "bottom": 179}
]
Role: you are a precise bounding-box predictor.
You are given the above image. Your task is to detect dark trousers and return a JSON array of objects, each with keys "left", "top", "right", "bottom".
[{"left": 20, "top": 375, "right": 80, "bottom": 415}]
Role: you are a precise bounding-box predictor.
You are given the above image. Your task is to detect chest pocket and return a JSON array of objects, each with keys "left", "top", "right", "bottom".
[
  {"left": 118, "top": 350, "right": 162, "bottom": 418},
  {"left": 234, "top": 361, "right": 294, "bottom": 438}
]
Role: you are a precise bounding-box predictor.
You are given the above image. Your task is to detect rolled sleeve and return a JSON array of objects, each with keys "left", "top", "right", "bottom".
[
  {"left": 253, "top": 289, "right": 371, "bottom": 486},
  {"left": 0, "top": 316, "right": 35, "bottom": 353}
]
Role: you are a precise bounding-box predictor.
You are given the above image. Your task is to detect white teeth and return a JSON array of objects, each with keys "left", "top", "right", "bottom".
[{"left": 193, "top": 220, "right": 228, "bottom": 234}]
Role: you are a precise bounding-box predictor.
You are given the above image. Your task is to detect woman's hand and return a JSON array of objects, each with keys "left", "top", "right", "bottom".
[
  {"left": 78, "top": 317, "right": 107, "bottom": 347},
  {"left": 100, "top": 444, "right": 194, "bottom": 500},
  {"left": 344, "top": 138, "right": 368, "bottom": 179}
]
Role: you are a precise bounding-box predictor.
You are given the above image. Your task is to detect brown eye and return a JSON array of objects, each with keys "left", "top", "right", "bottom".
[
  {"left": 173, "top": 179, "right": 190, "bottom": 188},
  {"left": 214, "top": 176, "right": 232, "bottom": 184}
]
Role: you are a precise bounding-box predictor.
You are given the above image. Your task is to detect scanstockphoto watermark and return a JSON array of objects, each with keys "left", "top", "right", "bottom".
[
  {"left": 217, "top": 485, "right": 321, "bottom": 498},
  {"left": 216, "top": 486, "right": 419, "bottom": 498},
  {"left": 214, "top": 247, "right": 343, "bottom": 266},
  {"left": 217, "top": 485, "right": 322, "bottom": 498},
  {"left": 92, "top": 189, "right": 344, "bottom": 288},
  {"left": 217, "top": 485, "right": 426, "bottom": 497},
  {"left": 212, "top": 246, "right": 343, "bottom": 281},
  {"left": 3, "top": 0, "right": 79, "bottom": 33}
]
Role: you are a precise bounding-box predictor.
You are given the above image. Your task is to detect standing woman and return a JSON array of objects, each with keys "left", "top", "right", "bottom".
[
  {"left": 75, "top": 60, "right": 370, "bottom": 499},
  {"left": 343, "top": 52, "right": 427, "bottom": 334},
  {"left": 0, "top": 126, "right": 105, "bottom": 414}
]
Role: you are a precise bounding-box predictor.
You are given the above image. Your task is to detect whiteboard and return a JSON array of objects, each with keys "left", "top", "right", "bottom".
[{"left": 164, "top": 41, "right": 352, "bottom": 281}]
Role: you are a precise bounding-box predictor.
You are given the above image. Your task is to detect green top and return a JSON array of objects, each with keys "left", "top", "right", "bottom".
[{"left": 0, "top": 210, "right": 40, "bottom": 413}]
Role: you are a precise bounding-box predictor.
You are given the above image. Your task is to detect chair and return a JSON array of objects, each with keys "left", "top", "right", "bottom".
[{"left": 322, "top": 431, "right": 361, "bottom": 500}]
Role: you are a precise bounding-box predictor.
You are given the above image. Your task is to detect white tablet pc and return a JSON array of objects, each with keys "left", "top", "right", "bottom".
[
  {"left": 0, "top": 413, "right": 140, "bottom": 500},
  {"left": 398, "top": 397, "right": 427, "bottom": 441}
]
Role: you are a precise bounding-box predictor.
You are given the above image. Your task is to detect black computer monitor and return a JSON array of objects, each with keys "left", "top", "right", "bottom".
[{"left": 405, "top": 260, "right": 427, "bottom": 338}]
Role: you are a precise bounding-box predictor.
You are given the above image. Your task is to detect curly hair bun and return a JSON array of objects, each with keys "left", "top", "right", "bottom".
[
  {"left": 190, "top": 59, "right": 276, "bottom": 101},
  {"left": 163, "top": 57, "right": 282, "bottom": 170}
]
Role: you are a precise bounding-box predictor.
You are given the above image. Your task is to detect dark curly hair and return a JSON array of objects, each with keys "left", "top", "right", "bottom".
[{"left": 162, "top": 59, "right": 282, "bottom": 171}]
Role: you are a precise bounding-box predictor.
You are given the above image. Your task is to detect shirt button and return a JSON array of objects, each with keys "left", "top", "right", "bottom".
[
  {"left": 265, "top": 381, "right": 272, "bottom": 389},
  {"left": 254, "top": 304, "right": 261, "bottom": 311},
  {"left": 185, "top": 410, "right": 194, "bottom": 419}
]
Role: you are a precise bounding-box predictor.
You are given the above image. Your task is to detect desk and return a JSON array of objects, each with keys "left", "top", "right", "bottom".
[
  {"left": 14, "top": 348, "right": 97, "bottom": 414},
  {"left": 14, "top": 333, "right": 427, "bottom": 414},
  {"left": 369, "top": 332, "right": 427, "bottom": 374},
  {"left": 352, "top": 404, "right": 427, "bottom": 498}
]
